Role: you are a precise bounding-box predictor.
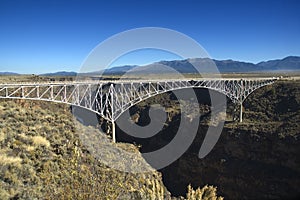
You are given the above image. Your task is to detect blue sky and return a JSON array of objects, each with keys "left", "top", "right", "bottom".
[{"left": 0, "top": 0, "right": 299, "bottom": 74}]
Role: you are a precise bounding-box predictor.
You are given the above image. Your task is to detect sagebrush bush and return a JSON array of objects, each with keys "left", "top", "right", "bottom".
[
  {"left": 31, "top": 135, "right": 50, "bottom": 147},
  {"left": 0, "top": 154, "right": 22, "bottom": 167},
  {"left": 186, "top": 184, "right": 223, "bottom": 200}
]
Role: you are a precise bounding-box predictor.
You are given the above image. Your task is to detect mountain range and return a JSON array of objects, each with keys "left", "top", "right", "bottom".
[
  {"left": 0, "top": 72, "right": 20, "bottom": 75},
  {"left": 40, "top": 71, "right": 77, "bottom": 76},
  {"left": 101, "top": 56, "right": 300, "bottom": 75},
  {"left": 1, "top": 56, "right": 299, "bottom": 75},
  {"left": 100, "top": 56, "right": 300, "bottom": 74}
]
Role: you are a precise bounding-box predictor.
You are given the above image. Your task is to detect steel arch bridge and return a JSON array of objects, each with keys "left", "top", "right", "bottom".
[{"left": 0, "top": 77, "right": 279, "bottom": 142}]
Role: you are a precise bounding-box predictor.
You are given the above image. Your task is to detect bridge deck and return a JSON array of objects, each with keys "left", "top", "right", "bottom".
[{"left": 0, "top": 77, "right": 279, "bottom": 86}]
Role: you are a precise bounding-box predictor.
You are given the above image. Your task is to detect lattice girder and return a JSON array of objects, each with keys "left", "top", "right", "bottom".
[{"left": 0, "top": 78, "right": 278, "bottom": 122}]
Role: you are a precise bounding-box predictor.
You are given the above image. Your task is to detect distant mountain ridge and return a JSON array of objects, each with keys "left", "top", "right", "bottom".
[
  {"left": 256, "top": 56, "right": 300, "bottom": 71},
  {"left": 0, "top": 71, "right": 78, "bottom": 76},
  {"left": 0, "top": 72, "right": 20, "bottom": 75},
  {"left": 1, "top": 56, "right": 299, "bottom": 75},
  {"left": 100, "top": 56, "right": 300, "bottom": 74},
  {"left": 40, "top": 71, "right": 77, "bottom": 76}
]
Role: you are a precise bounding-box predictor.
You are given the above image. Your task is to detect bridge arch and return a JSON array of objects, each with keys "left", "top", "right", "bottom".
[
  {"left": 112, "top": 86, "right": 230, "bottom": 121},
  {"left": 0, "top": 78, "right": 279, "bottom": 142},
  {"left": 110, "top": 79, "right": 278, "bottom": 121}
]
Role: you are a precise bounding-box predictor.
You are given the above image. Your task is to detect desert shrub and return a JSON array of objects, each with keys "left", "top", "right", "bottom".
[
  {"left": 0, "top": 187, "right": 10, "bottom": 200},
  {"left": 0, "top": 154, "right": 22, "bottom": 168},
  {"left": 186, "top": 184, "right": 223, "bottom": 200},
  {"left": 31, "top": 135, "right": 50, "bottom": 148},
  {"left": 0, "top": 131, "right": 5, "bottom": 142}
]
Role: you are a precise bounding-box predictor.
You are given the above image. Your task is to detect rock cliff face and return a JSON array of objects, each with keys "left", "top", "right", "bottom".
[
  {"left": 158, "top": 124, "right": 299, "bottom": 200},
  {"left": 117, "top": 80, "right": 300, "bottom": 199}
]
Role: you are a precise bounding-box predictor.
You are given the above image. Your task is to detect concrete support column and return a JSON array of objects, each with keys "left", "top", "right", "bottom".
[
  {"left": 110, "top": 83, "right": 116, "bottom": 143},
  {"left": 112, "top": 120, "right": 116, "bottom": 143},
  {"left": 239, "top": 102, "right": 243, "bottom": 123}
]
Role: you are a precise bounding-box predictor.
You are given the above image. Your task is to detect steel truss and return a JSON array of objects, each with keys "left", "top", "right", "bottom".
[{"left": 0, "top": 78, "right": 279, "bottom": 141}]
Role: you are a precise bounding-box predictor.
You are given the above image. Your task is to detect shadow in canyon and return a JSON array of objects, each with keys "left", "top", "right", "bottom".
[{"left": 116, "top": 88, "right": 300, "bottom": 200}]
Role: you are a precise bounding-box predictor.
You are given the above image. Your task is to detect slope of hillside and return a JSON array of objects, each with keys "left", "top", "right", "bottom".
[
  {"left": 0, "top": 100, "right": 168, "bottom": 199},
  {"left": 0, "top": 99, "right": 223, "bottom": 199}
]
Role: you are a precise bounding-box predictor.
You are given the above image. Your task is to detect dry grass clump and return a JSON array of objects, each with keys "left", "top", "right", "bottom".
[
  {"left": 25, "top": 145, "right": 36, "bottom": 152},
  {"left": 0, "top": 131, "right": 5, "bottom": 142},
  {"left": 31, "top": 135, "right": 50, "bottom": 147},
  {"left": 0, "top": 154, "right": 22, "bottom": 168}
]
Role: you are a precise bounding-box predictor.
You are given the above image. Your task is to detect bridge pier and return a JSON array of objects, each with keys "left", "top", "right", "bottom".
[
  {"left": 239, "top": 102, "right": 243, "bottom": 123},
  {"left": 112, "top": 120, "right": 116, "bottom": 143}
]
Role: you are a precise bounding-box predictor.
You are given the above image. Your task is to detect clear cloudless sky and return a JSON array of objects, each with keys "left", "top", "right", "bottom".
[{"left": 0, "top": 0, "right": 299, "bottom": 74}]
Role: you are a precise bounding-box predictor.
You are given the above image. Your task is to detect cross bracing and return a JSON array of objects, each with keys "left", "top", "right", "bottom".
[
  {"left": 0, "top": 78, "right": 279, "bottom": 142},
  {"left": 0, "top": 78, "right": 279, "bottom": 121}
]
